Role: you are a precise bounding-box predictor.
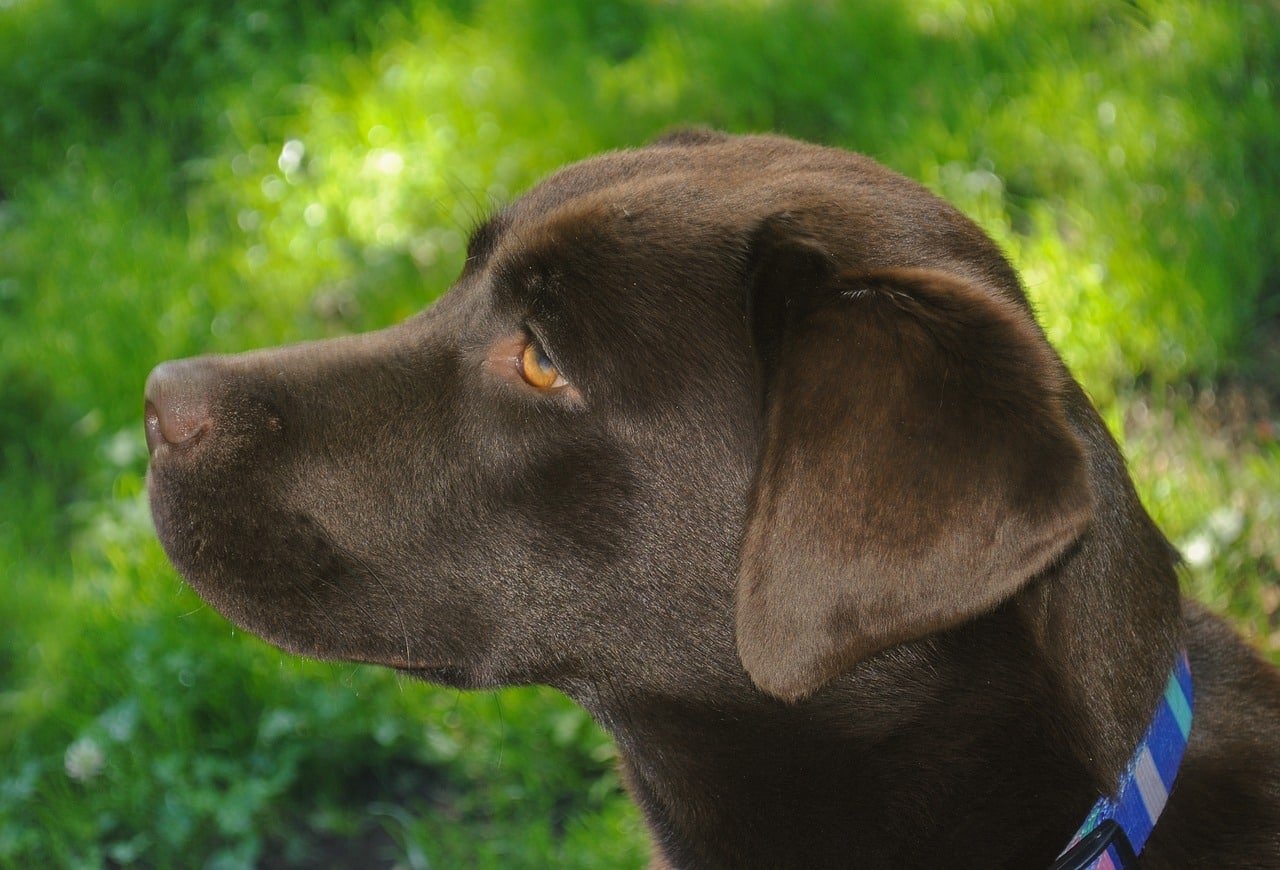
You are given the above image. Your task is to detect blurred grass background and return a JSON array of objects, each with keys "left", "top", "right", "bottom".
[{"left": 0, "top": 0, "right": 1277, "bottom": 865}]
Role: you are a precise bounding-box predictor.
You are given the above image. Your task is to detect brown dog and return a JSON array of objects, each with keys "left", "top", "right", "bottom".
[{"left": 145, "top": 131, "right": 1280, "bottom": 868}]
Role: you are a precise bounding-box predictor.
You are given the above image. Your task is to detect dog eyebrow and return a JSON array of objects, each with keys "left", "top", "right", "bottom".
[{"left": 465, "top": 210, "right": 510, "bottom": 269}]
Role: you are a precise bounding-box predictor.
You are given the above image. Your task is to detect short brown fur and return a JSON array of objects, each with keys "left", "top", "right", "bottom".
[{"left": 146, "top": 132, "right": 1280, "bottom": 868}]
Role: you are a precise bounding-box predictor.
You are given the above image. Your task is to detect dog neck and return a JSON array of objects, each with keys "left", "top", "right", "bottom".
[
  {"left": 564, "top": 586, "right": 1179, "bottom": 869},
  {"left": 1052, "top": 650, "right": 1193, "bottom": 869},
  {"left": 562, "top": 393, "right": 1184, "bottom": 868}
]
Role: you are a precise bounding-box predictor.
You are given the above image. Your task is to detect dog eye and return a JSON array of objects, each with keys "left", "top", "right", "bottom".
[{"left": 519, "top": 338, "right": 568, "bottom": 390}]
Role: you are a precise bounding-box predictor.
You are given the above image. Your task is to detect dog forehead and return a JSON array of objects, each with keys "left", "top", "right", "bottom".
[
  {"left": 496, "top": 183, "right": 723, "bottom": 264},
  {"left": 483, "top": 143, "right": 835, "bottom": 278},
  {"left": 470, "top": 133, "right": 1025, "bottom": 323},
  {"left": 480, "top": 185, "right": 743, "bottom": 343},
  {"left": 503, "top": 137, "right": 850, "bottom": 227},
  {"left": 482, "top": 183, "right": 746, "bottom": 317},
  {"left": 483, "top": 134, "right": 940, "bottom": 277}
]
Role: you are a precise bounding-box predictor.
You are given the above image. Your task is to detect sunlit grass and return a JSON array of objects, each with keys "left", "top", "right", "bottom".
[{"left": 1, "top": 0, "right": 1276, "bottom": 864}]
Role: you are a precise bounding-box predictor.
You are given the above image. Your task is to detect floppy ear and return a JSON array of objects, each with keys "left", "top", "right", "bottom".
[{"left": 736, "top": 230, "right": 1094, "bottom": 702}]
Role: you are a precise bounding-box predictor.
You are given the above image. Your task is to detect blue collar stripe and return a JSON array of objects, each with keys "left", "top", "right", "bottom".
[{"left": 1060, "top": 651, "right": 1194, "bottom": 869}]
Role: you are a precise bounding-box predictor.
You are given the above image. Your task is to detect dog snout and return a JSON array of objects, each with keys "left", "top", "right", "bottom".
[{"left": 144, "top": 359, "right": 220, "bottom": 455}]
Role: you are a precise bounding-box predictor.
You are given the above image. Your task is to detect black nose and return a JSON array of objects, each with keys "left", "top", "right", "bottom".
[{"left": 144, "top": 359, "right": 219, "bottom": 455}]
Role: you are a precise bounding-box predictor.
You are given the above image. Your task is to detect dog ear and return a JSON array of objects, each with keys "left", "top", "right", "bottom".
[{"left": 736, "top": 227, "right": 1093, "bottom": 702}]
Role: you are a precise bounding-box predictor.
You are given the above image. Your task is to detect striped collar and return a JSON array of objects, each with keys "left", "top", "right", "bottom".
[{"left": 1051, "top": 651, "right": 1194, "bottom": 869}]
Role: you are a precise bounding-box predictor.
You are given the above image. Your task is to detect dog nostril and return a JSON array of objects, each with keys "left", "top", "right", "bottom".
[
  {"left": 144, "top": 359, "right": 218, "bottom": 456},
  {"left": 144, "top": 400, "right": 166, "bottom": 454}
]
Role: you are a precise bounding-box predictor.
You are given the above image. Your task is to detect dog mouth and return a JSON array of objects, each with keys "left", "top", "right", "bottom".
[
  {"left": 149, "top": 461, "right": 474, "bottom": 680},
  {"left": 149, "top": 467, "right": 382, "bottom": 659}
]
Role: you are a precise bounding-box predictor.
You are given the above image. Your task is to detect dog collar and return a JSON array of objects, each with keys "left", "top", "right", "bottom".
[{"left": 1051, "top": 651, "right": 1194, "bottom": 870}]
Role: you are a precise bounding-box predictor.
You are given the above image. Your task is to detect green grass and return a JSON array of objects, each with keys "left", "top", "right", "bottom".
[{"left": 1, "top": 0, "right": 1277, "bottom": 865}]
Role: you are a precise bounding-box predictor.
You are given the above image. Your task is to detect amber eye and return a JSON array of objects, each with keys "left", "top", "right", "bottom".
[{"left": 519, "top": 338, "right": 568, "bottom": 390}]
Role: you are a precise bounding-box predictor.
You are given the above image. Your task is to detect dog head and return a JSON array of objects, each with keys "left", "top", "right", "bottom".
[{"left": 146, "top": 131, "right": 1095, "bottom": 702}]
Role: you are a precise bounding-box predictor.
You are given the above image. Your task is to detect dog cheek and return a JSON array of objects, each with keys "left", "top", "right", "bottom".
[{"left": 504, "top": 442, "right": 637, "bottom": 568}]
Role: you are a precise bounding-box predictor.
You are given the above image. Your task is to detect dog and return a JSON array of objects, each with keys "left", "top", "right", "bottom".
[{"left": 145, "top": 131, "right": 1280, "bottom": 868}]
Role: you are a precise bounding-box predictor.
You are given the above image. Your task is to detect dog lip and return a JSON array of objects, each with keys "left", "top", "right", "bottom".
[
  {"left": 341, "top": 653, "right": 444, "bottom": 672},
  {"left": 396, "top": 665, "right": 479, "bottom": 688}
]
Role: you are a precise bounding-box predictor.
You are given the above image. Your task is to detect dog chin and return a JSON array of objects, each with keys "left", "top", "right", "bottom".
[
  {"left": 397, "top": 666, "right": 501, "bottom": 690},
  {"left": 150, "top": 482, "right": 316, "bottom": 648}
]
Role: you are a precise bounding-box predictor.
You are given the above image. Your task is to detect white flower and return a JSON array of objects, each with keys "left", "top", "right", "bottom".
[{"left": 64, "top": 737, "right": 105, "bottom": 782}]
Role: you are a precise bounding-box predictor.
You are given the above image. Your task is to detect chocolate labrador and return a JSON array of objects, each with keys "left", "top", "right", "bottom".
[{"left": 145, "top": 131, "right": 1280, "bottom": 868}]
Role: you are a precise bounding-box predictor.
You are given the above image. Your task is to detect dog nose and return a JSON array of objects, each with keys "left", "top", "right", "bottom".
[{"left": 144, "top": 359, "right": 219, "bottom": 455}]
